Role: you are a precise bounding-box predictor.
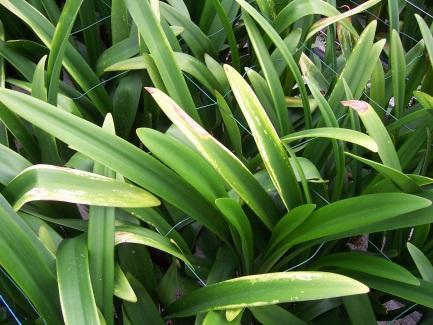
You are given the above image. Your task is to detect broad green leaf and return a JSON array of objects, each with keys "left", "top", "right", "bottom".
[
  {"left": 0, "top": 88, "right": 229, "bottom": 241},
  {"left": 115, "top": 225, "right": 191, "bottom": 267},
  {"left": 328, "top": 21, "right": 382, "bottom": 112},
  {"left": 111, "top": 0, "right": 129, "bottom": 44},
  {"left": 47, "top": 0, "right": 83, "bottom": 105},
  {"left": 123, "top": 274, "right": 164, "bottom": 325},
  {"left": 290, "top": 193, "right": 431, "bottom": 245},
  {"left": 2, "top": 164, "right": 160, "bottom": 211},
  {"left": 416, "top": 15, "right": 433, "bottom": 69},
  {"left": 215, "top": 91, "right": 242, "bottom": 157},
  {"left": 0, "top": 0, "right": 111, "bottom": 113},
  {"left": 225, "top": 65, "right": 303, "bottom": 210},
  {"left": 314, "top": 252, "right": 420, "bottom": 285},
  {"left": 342, "top": 295, "right": 376, "bottom": 325},
  {"left": 114, "top": 264, "right": 137, "bottom": 303},
  {"left": 390, "top": 30, "right": 406, "bottom": 118},
  {"left": 145, "top": 86, "right": 278, "bottom": 229},
  {"left": 0, "top": 194, "right": 60, "bottom": 323},
  {"left": 31, "top": 55, "right": 61, "bottom": 165},
  {"left": 282, "top": 128, "right": 378, "bottom": 152},
  {"left": 209, "top": 0, "right": 240, "bottom": 71},
  {"left": 345, "top": 152, "right": 420, "bottom": 193},
  {"left": 388, "top": 0, "right": 399, "bottom": 32},
  {"left": 407, "top": 242, "right": 433, "bottom": 282},
  {"left": 235, "top": 0, "right": 312, "bottom": 128},
  {"left": 243, "top": 12, "right": 292, "bottom": 135},
  {"left": 260, "top": 204, "right": 316, "bottom": 273},
  {"left": 57, "top": 236, "right": 100, "bottom": 325},
  {"left": 104, "top": 53, "right": 223, "bottom": 95},
  {"left": 160, "top": 2, "right": 216, "bottom": 59},
  {"left": 125, "top": 208, "right": 191, "bottom": 255},
  {"left": 88, "top": 114, "right": 116, "bottom": 325},
  {"left": 113, "top": 72, "right": 143, "bottom": 138},
  {"left": 124, "top": 0, "right": 200, "bottom": 121},
  {"left": 341, "top": 100, "right": 401, "bottom": 171},
  {"left": 215, "top": 198, "right": 253, "bottom": 274},
  {"left": 306, "top": 0, "right": 381, "bottom": 40},
  {"left": 137, "top": 128, "right": 227, "bottom": 205},
  {"left": 345, "top": 271, "right": 433, "bottom": 309},
  {"left": 250, "top": 305, "right": 307, "bottom": 325},
  {"left": 273, "top": 0, "right": 356, "bottom": 37},
  {"left": 0, "top": 143, "right": 31, "bottom": 185},
  {"left": 166, "top": 272, "right": 368, "bottom": 317}
]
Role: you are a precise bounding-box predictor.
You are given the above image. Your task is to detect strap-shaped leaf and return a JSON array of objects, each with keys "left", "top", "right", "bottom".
[
  {"left": 166, "top": 272, "right": 368, "bottom": 318},
  {"left": 282, "top": 128, "right": 378, "bottom": 152},
  {"left": 0, "top": 88, "right": 229, "bottom": 241},
  {"left": 2, "top": 164, "right": 160, "bottom": 210},
  {"left": 57, "top": 236, "right": 100, "bottom": 324},
  {"left": 225, "top": 65, "right": 303, "bottom": 210},
  {"left": 145, "top": 86, "right": 279, "bottom": 229}
]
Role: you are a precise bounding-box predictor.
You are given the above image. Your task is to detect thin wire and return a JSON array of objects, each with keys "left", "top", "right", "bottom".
[
  {"left": 71, "top": 15, "right": 111, "bottom": 35},
  {"left": 404, "top": 0, "right": 433, "bottom": 20},
  {"left": 0, "top": 268, "right": 41, "bottom": 323},
  {"left": 302, "top": 44, "right": 415, "bottom": 131},
  {"left": 284, "top": 242, "right": 326, "bottom": 271},
  {"left": 348, "top": 0, "right": 419, "bottom": 43},
  {"left": 0, "top": 295, "right": 22, "bottom": 325},
  {"left": 368, "top": 239, "right": 391, "bottom": 261},
  {"left": 165, "top": 217, "right": 191, "bottom": 237},
  {"left": 388, "top": 303, "right": 418, "bottom": 324},
  {"left": 70, "top": 71, "right": 128, "bottom": 100},
  {"left": 185, "top": 264, "right": 207, "bottom": 287}
]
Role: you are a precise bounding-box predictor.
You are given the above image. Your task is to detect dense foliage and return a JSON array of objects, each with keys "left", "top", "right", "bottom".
[{"left": 1, "top": 0, "right": 433, "bottom": 324}]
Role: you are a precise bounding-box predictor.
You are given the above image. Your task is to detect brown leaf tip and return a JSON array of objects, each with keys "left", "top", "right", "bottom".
[{"left": 341, "top": 100, "right": 369, "bottom": 113}]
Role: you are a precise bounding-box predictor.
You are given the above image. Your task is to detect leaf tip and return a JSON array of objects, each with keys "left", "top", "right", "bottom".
[{"left": 341, "top": 100, "right": 369, "bottom": 113}]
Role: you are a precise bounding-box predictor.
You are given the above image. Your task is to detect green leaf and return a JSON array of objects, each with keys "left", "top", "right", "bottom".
[
  {"left": 145, "top": 86, "right": 278, "bottom": 230},
  {"left": 137, "top": 128, "right": 227, "bottom": 205},
  {"left": 243, "top": 12, "right": 292, "bottom": 135},
  {"left": 31, "top": 55, "right": 62, "bottom": 165},
  {"left": 2, "top": 164, "right": 160, "bottom": 211},
  {"left": 345, "top": 271, "right": 433, "bottom": 309},
  {"left": 341, "top": 100, "right": 401, "bottom": 171},
  {"left": 57, "top": 236, "right": 100, "bottom": 324},
  {"left": 235, "top": 0, "right": 312, "bottom": 128},
  {"left": 290, "top": 193, "right": 431, "bottom": 245},
  {"left": 342, "top": 295, "right": 376, "bottom": 325},
  {"left": 115, "top": 225, "right": 191, "bottom": 267},
  {"left": 215, "top": 198, "right": 253, "bottom": 274},
  {"left": 166, "top": 272, "right": 369, "bottom": 318},
  {"left": 314, "top": 252, "right": 420, "bottom": 285},
  {"left": 47, "top": 0, "right": 83, "bottom": 105},
  {"left": 306, "top": 0, "right": 381, "bottom": 40},
  {"left": 208, "top": 0, "right": 240, "bottom": 71},
  {"left": 124, "top": 0, "right": 200, "bottom": 121},
  {"left": 225, "top": 64, "right": 303, "bottom": 210},
  {"left": 0, "top": 194, "right": 60, "bottom": 323},
  {"left": 160, "top": 2, "right": 216, "bottom": 59},
  {"left": 390, "top": 30, "right": 406, "bottom": 118},
  {"left": 88, "top": 114, "right": 116, "bottom": 324},
  {"left": 282, "top": 128, "right": 378, "bottom": 152},
  {"left": 407, "top": 242, "right": 433, "bottom": 282},
  {"left": 345, "top": 152, "right": 420, "bottom": 193},
  {"left": 0, "top": 88, "right": 229, "bottom": 241},
  {"left": 416, "top": 15, "right": 433, "bottom": 70},
  {"left": 0, "top": 143, "right": 31, "bottom": 185},
  {"left": 250, "top": 305, "right": 307, "bottom": 325},
  {"left": 273, "top": 0, "right": 356, "bottom": 37},
  {"left": 0, "top": 0, "right": 111, "bottom": 114},
  {"left": 114, "top": 264, "right": 137, "bottom": 303}
]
